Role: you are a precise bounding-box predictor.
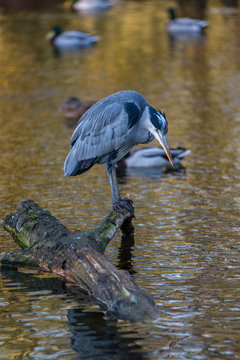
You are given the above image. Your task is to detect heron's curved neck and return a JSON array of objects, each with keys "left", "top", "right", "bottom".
[{"left": 135, "top": 106, "right": 154, "bottom": 144}]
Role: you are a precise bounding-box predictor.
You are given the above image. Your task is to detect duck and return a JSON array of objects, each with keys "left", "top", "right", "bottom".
[
  {"left": 46, "top": 26, "right": 100, "bottom": 51},
  {"left": 117, "top": 147, "right": 191, "bottom": 172},
  {"left": 167, "top": 8, "right": 209, "bottom": 34},
  {"left": 72, "top": 0, "right": 112, "bottom": 12},
  {"left": 60, "top": 96, "right": 96, "bottom": 127}
]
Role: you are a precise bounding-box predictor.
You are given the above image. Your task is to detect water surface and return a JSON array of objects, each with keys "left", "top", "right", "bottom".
[{"left": 0, "top": 0, "right": 240, "bottom": 358}]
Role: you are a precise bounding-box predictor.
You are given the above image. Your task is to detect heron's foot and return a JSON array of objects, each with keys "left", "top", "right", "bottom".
[{"left": 112, "top": 198, "right": 135, "bottom": 218}]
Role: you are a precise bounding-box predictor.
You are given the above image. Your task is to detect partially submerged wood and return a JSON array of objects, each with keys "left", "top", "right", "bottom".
[{"left": 0, "top": 200, "right": 158, "bottom": 322}]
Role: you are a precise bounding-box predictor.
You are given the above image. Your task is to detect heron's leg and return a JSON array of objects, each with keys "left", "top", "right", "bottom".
[
  {"left": 113, "top": 166, "right": 135, "bottom": 217},
  {"left": 106, "top": 164, "right": 117, "bottom": 204},
  {"left": 113, "top": 166, "right": 121, "bottom": 201},
  {"left": 107, "top": 164, "right": 135, "bottom": 217}
]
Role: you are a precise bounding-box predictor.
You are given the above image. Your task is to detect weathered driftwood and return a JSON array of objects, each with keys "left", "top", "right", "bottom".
[{"left": 0, "top": 200, "right": 158, "bottom": 322}]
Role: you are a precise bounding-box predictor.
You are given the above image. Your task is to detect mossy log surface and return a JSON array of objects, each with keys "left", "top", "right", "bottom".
[{"left": 0, "top": 200, "right": 158, "bottom": 322}]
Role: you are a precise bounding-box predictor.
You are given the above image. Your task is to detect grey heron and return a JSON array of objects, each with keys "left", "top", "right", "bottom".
[
  {"left": 61, "top": 96, "right": 189, "bottom": 169},
  {"left": 64, "top": 90, "right": 173, "bottom": 214}
]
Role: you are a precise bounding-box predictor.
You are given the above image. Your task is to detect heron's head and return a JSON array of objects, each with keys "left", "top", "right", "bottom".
[{"left": 148, "top": 106, "right": 173, "bottom": 166}]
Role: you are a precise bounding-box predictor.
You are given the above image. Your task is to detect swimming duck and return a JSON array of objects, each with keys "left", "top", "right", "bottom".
[
  {"left": 117, "top": 147, "right": 191, "bottom": 172},
  {"left": 46, "top": 26, "right": 100, "bottom": 51},
  {"left": 72, "top": 0, "right": 112, "bottom": 12},
  {"left": 167, "top": 8, "right": 209, "bottom": 34},
  {"left": 60, "top": 96, "right": 96, "bottom": 127}
]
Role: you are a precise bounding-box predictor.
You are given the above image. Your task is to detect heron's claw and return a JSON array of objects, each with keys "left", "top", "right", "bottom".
[{"left": 112, "top": 198, "right": 135, "bottom": 218}]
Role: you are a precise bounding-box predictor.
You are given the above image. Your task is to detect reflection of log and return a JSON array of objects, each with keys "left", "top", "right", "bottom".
[{"left": 0, "top": 200, "right": 158, "bottom": 322}]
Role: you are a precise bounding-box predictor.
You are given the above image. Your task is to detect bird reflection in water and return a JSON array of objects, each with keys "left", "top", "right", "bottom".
[{"left": 117, "top": 232, "right": 136, "bottom": 275}]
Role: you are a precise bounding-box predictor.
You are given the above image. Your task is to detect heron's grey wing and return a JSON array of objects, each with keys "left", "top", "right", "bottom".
[{"left": 64, "top": 101, "right": 140, "bottom": 176}]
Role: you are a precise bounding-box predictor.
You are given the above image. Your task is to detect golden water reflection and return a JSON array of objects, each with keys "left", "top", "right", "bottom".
[{"left": 0, "top": 0, "right": 240, "bottom": 358}]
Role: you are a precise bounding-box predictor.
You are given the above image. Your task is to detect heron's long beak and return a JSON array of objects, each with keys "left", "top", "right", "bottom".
[{"left": 155, "top": 130, "right": 173, "bottom": 167}]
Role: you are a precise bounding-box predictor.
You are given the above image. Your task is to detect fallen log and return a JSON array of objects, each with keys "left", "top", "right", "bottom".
[{"left": 0, "top": 200, "right": 158, "bottom": 322}]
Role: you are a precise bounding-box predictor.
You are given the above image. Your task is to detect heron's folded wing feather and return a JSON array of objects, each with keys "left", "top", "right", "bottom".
[{"left": 68, "top": 101, "right": 131, "bottom": 161}]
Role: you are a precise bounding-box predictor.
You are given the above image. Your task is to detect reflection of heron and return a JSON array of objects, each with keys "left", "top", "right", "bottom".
[
  {"left": 117, "top": 233, "right": 135, "bottom": 275},
  {"left": 167, "top": 8, "right": 209, "bottom": 34},
  {"left": 64, "top": 90, "right": 173, "bottom": 214},
  {"left": 46, "top": 26, "right": 100, "bottom": 51},
  {"left": 60, "top": 97, "right": 96, "bottom": 127}
]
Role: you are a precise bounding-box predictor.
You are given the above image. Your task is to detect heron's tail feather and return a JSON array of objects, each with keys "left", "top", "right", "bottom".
[{"left": 64, "top": 155, "right": 98, "bottom": 176}]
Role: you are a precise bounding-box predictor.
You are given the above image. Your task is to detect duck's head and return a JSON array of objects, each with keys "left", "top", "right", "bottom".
[
  {"left": 46, "top": 26, "right": 63, "bottom": 42},
  {"left": 168, "top": 8, "right": 177, "bottom": 20},
  {"left": 71, "top": 0, "right": 78, "bottom": 9},
  {"left": 60, "top": 97, "right": 83, "bottom": 112}
]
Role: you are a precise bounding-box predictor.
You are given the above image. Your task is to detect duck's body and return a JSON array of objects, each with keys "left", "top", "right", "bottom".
[
  {"left": 72, "top": 0, "right": 112, "bottom": 12},
  {"left": 118, "top": 147, "right": 190, "bottom": 170},
  {"left": 60, "top": 97, "right": 96, "bottom": 127},
  {"left": 167, "top": 8, "right": 209, "bottom": 34},
  {"left": 46, "top": 26, "right": 100, "bottom": 51}
]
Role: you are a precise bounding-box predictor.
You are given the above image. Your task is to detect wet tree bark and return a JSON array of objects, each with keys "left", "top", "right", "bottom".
[{"left": 0, "top": 200, "right": 158, "bottom": 322}]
